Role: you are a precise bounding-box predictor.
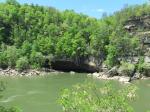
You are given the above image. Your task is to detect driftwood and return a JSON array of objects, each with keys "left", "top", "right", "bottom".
[{"left": 99, "top": 66, "right": 118, "bottom": 77}]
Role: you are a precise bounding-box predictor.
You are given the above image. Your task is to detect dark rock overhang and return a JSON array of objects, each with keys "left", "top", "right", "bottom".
[{"left": 51, "top": 59, "right": 99, "bottom": 73}]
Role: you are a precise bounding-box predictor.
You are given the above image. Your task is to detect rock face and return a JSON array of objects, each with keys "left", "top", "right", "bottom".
[
  {"left": 130, "top": 72, "right": 141, "bottom": 81},
  {"left": 125, "top": 15, "right": 150, "bottom": 45},
  {"left": 124, "top": 15, "right": 150, "bottom": 78},
  {"left": 125, "top": 15, "right": 150, "bottom": 46},
  {"left": 51, "top": 59, "right": 99, "bottom": 73},
  {"left": 125, "top": 15, "right": 150, "bottom": 32},
  {"left": 144, "top": 56, "right": 150, "bottom": 63}
]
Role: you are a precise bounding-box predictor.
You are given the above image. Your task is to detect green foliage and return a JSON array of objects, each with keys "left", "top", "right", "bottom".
[
  {"left": 137, "top": 57, "right": 150, "bottom": 76},
  {"left": 105, "top": 29, "right": 139, "bottom": 68},
  {"left": 56, "top": 32, "right": 87, "bottom": 58},
  {"left": 0, "top": 46, "right": 19, "bottom": 68},
  {"left": 30, "top": 51, "right": 45, "bottom": 69},
  {"left": 0, "top": 106, "right": 21, "bottom": 112},
  {"left": 20, "top": 41, "right": 32, "bottom": 58},
  {"left": 59, "top": 82, "right": 137, "bottom": 112},
  {"left": 6, "top": 0, "right": 19, "bottom": 5},
  {"left": 138, "top": 62, "right": 150, "bottom": 77},
  {"left": 137, "top": 57, "right": 145, "bottom": 72},
  {"left": 5, "top": 46, "right": 19, "bottom": 67},
  {"left": 0, "top": 1, "right": 100, "bottom": 69},
  {"left": 35, "top": 37, "right": 54, "bottom": 55},
  {"left": 0, "top": 51, "right": 8, "bottom": 69},
  {"left": 16, "top": 57, "right": 29, "bottom": 71},
  {"left": 90, "top": 22, "right": 109, "bottom": 58},
  {"left": 0, "top": 1, "right": 148, "bottom": 71},
  {"left": 105, "top": 45, "right": 118, "bottom": 68}
]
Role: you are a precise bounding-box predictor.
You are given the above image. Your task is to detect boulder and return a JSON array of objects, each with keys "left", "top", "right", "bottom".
[
  {"left": 129, "top": 72, "right": 142, "bottom": 81},
  {"left": 92, "top": 72, "right": 99, "bottom": 78},
  {"left": 144, "top": 56, "right": 150, "bottom": 63},
  {"left": 118, "top": 62, "right": 135, "bottom": 76},
  {"left": 119, "top": 76, "right": 130, "bottom": 83},
  {"left": 70, "top": 71, "right": 75, "bottom": 75},
  {"left": 101, "top": 64, "right": 108, "bottom": 72}
]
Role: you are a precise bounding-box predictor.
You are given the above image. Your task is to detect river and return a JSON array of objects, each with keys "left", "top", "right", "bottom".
[{"left": 0, "top": 73, "right": 149, "bottom": 112}]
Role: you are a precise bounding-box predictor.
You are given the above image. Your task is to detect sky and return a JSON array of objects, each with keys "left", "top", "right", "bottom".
[{"left": 1, "top": 0, "right": 149, "bottom": 18}]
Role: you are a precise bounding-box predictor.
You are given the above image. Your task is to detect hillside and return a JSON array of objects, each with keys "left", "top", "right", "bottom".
[{"left": 0, "top": 0, "right": 150, "bottom": 76}]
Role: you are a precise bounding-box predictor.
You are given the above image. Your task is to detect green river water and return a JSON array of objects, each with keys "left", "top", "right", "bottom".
[{"left": 0, "top": 73, "right": 149, "bottom": 112}]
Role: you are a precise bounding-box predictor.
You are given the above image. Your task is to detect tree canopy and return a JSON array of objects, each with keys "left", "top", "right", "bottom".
[{"left": 0, "top": 0, "right": 149, "bottom": 70}]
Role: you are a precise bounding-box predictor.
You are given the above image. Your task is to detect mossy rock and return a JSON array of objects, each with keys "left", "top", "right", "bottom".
[
  {"left": 118, "top": 62, "right": 135, "bottom": 76},
  {"left": 142, "top": 64, "right": 150, "bottom": 77}
]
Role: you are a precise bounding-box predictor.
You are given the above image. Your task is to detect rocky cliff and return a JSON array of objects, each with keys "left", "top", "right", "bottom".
[{"left": 125, "top": 15, "right": 150, "bottom": 59}]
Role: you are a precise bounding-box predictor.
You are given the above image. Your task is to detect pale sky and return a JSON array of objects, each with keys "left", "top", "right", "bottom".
[{"left": 1, "top": 0, "right": 149, "bottom": 18}]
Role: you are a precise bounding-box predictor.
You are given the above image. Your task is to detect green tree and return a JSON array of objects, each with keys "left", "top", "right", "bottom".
[
  {"left": 0, "top": 1, "right": 149, "bottom": 71},
  {"left": 105, "top": 45, "right": 118, "bottom": 68},
  {"left": 0, "top": 51, "right": 8, "bottom": 69},
  {"left": 6, "top": 0, "right": 19, "bottom": 5},
  {"left": 16, "top": 57, "right": 29, "bottom": 71},
  {"left": 30, "top": 51, "right": 45, "bottom": 69},
  {"left": 5, "top": 46, "right": 19, "bottom": 67},
  {"left": 20, "top": 41, "right": 32, "bottom": 58},
  {"left": 36, "top": 36, "right": 54, "bottom": 55}
]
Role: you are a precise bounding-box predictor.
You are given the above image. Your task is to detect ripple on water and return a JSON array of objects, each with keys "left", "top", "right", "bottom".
[
  {"left": 0, "top": 95, "right": 23, "bottom": 103},
  {"left": 27, "top": 91, "right": 43, "bottom": 95}
]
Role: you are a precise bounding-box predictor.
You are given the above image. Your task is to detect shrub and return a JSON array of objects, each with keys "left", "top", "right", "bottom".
[
  {"left": 119, "top": 61, "right": 135, "bottom": 76},
  {"left": 5, "top": 46, "right": 19, "bottom": 68},
  {"left": 30, "top": 51, "right": 45, "bottom": 69},
  {"left": 140, "top": 63, "right": 150, "bottom": 77},
  {"left": 0, "top": 52, "right": 8, "bottom": 69},
  {"left": 137, "top": 57, "right": 144, "bottom": 73},
  {"left": 136, "top": 56, "right": 150, "bottom": 77},
  {"left": 16, "top": 57, "right": 29, "bottom": 71},
  {"left": 105, "top": 45, "right": 118, "bottom": 68},
  {"left": 59, "top": 82, "right": 137, "bottom": 112},
  {"left": 0, "top": 106, "right": 20, "bottom": 112}
]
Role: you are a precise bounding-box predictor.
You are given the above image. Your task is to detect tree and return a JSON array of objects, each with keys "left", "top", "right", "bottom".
[
  {"left": 5, "top": 46, "right": 19, "bottom": 67},
  {"left": 105, "top": 45, "right": 118, "bottom": 68},
  {"left": 30, "top": 51, "right": 45, "bottom": 69},
  {"left": 6, "top": 0, "right": 20, "bottom": 5},
  {"left": 35, "top": 36, "right": 54, "bottom": 55},
  {"left": 0, "top": 52, "right": 8, "bottom": 69},
  {"left": 21, "top": 41, "right": 32, "bottom": 58},
  {"left": 0, "top": 1, "right": 149, "bottom": 71},
  {"left": 16, "top": 57, "right": 29, "bottom": 71}
]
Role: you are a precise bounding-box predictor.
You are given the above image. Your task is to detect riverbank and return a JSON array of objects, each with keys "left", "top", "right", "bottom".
[
  {"left": 0, "top": 68, "right": 63, "bottom": 77},
  {"left": 0, "top": 68, "right": 149, "bottom": 83},
  {"left": 88, "top": 72, "right": 150, "bottom": 84}
]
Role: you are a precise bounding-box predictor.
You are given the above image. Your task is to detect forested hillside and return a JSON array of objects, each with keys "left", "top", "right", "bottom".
[{"left": 0, "top": 0, "right": 150, "bottom": 74}]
